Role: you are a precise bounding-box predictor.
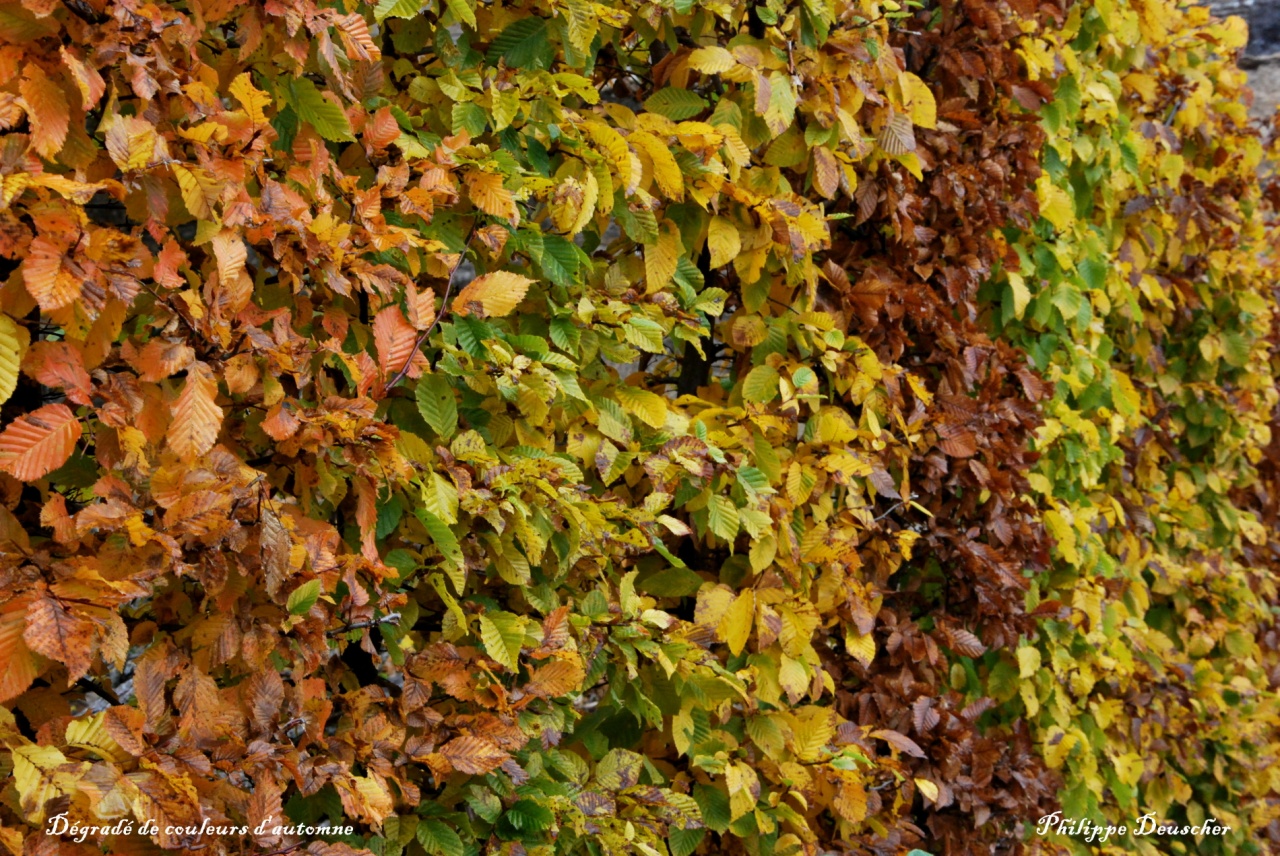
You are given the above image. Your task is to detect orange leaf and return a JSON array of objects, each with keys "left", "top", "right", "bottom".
[
  {"left": 364, "top": 105, "right": 400, "bottom": 150},
  {"left": 123, "top": 338, "right": 196, "bottom": 382},
  {"left": 167, "top": 363, "right": 222, "bottom": 461},
  {"left": 19, "top": 65, "right": 69, "bottom": 160},
  {"left": 0, "top": 403, "right": 81, "bottom": 481},
  {"left": 372, "top": 305, "right": 423, "bottom": 379},
  {"left": 0, "top": 594, "right": 40, "bottom": 703},
  {"left": 438, "top": 734, "right": 511, "bottom": 775},
  {"left": 22, "top": 341, "right": 92, "bottom": 405},
  {"left": 23, "top": 237, "right": 80, "bottom": 311},
  {"left": 525, "top": 658, "right": 585, "bottom": 698}
]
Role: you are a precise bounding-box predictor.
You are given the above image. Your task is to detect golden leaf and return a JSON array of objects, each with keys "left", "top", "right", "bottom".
[
  {"left": 167, "top": 362, "right": 222, "bottom": 461},
  {"left": 466, "top": 170, "right": 518, "bottom": 224},
  {"left": 452, "top": 270, "right": 534, "bottom": 318}
]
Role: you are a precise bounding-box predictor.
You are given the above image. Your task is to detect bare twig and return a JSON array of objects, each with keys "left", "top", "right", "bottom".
[
  {"left": 871, "top": 500, "right": 905, "bottom": 523},
  {"left": 383, "top": 228, "right": 477, "bottom": 394},
  {"left": 326, "top": 612, "right": 402, "bottom": 638}
]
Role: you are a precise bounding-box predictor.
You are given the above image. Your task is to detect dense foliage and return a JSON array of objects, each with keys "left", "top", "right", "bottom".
[{"left": 0, "top": 0, "right": 1275, "bottom": 854}]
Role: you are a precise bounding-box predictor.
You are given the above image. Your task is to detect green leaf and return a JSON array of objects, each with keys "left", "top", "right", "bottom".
[
  {"left": 416, "top": 818, "right": 464, "bottom": 856},
  {"left": 670, "top": 828, "right": 707, "bottom": 856},
  {"left": 644, "top": 87, "right": 709, "bottom": 120},
  {"left": 414, "top": 509, "right": 465, "bottom": 594},
  {"left": 478, "top": 611, "right": 525, "bottom": 670},
  {"left": 639, "top": 566, "right": 704, "bottom": 598},
  {"left": 373, "top": 0, "right": 422, "bottom": 21},
  {"left": 284, "top": 77, "right": 354, "bottom": 143},
  {"left": 707, "top": 495, "right": 739, "bottom": 542},
  {"left": 442, "top": 0, "right": 475, "bottom": 28},
  {"left": 497, "top": 799, "right": 553, "bottom": 839},
  {"left": 416, "top": 373, "right": 458, "bottom": 439},
  {"left": 486, "top": 17, "right": 554, "bottom": 69},
  {"left": 742, "top": 364, "right": 779, "bottom": 404},
  {"left": 286, "top": 579, "right": 321, "bottom": 616},
  {"left": 624, "top": 317, "right": 666, "bottom": 353},
  {"left": 376, "top": 493, "right": 404, "bottom": 539}
]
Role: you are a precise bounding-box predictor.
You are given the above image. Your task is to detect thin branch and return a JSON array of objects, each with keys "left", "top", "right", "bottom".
[
  {"left": 383, "top": 228, "right": 477, "bottom": 394},
  {"left": 326, "top": 612, "right": 401, "bottom": 638},
  {"left": 871, "top": 500, "right": 905, "bottom": 522}
]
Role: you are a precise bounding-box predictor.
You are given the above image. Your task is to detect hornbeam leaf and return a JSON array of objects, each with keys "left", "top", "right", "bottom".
[
  {"left": 415, "top": 373, "right": 458, "bottom": 439},
  {"left": 707, "top": 496, "right": 739, "bottom": 542},
  {"left": 167, "top": 363, "right": 222, "bottom": 461},
  {"left": 285, "top": 77, "right": 354, "bottom": 143},
  {"left": 478, "top": 611, "right": 524, "bottom": 670},
  {"left": 452, "top": 271, "right": 533, "bottom": 318},
  {"left": 0, "top": 403, "right": 81, "bottom": 482},
  {"left": 644, "top": 87, "right": 709, "bottom": 121},
  {"left": 0, "top": 315, "right": 28, "bottom": 406},
  {"left": 286, "top": 580, "right": 321, "bottom": 616},
  {"left": 417, "top": 818, "right": 465, "bottom": 856},
  {"left": 415, "top": 508, "right": 465, "bottom": 594}
]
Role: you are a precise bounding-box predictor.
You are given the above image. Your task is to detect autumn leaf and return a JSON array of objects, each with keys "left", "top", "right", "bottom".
[
  {"left": 23, "top": 592, "right": 95, "bottom": 684},
  {"left": 451, "top": 271, "right": 533, "bottom": 318},
  {"left": 19, "top": 65, "right": 68, "bottom": 160},
  {"left": 438, "top": 735, "right": 510, "bottom": 775},
  {"left": 167, "top": 363, "right": 222, "bottom": 461},
  {"left": 0, "top": 404, "right": 81, "bottom": 481}
]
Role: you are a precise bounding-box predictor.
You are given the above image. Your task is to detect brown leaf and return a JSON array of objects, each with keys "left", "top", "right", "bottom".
[
  {"left": 869, "top": 728, "right": 926, "bottom": 758},
  {"left": 438, "top": 734, "right": 510, "bottom": 775},
  {"left": 23, "top": 592, "right": 95, "bottom": 684}
]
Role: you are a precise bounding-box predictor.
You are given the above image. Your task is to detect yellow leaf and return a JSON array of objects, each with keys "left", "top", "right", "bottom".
[
  {"left": 845, "top": 626, "right": 875, "bottom": 668},
  {"left": 1008, "top": 271, "right": 1031, "bottom": 319},
  {"left": 644, "top": 219, "right": 681, "bottom": 293},
  {"left": 707, "top": 216, "right": 741, "bottom": 269},
  {"left": 452, "top": 270, "right": 534, "bottom": 318},
  {"left": 1036, "top": 175, "right": 1075, "bottom": 231},
  {"left": 616, "top": 385, "right": 668, "bottom": 428},
  {"left": 718, "top": 590, "right": 755, "bottom": 655},
  {"left": 230, "top": 71, "right": 271, "bottom": 126},
  {"left": 629, "top": 130, "right": 684, "bottom": 200},
  {"left": 902, "top": 72, "right": 937, "bottom": 129},
  {"left": 0, "top": 315, "right": 28, "bottom": 406},
  {"left": 689, "top": 46, "right": 736, "bottom": 74},
  {"left": 726, "top": 761, "right": 760, "bottom": 821},
  {"left": 915, "top": 777, "right": 940, "bottom": 803},
  {"left": 172, "top": 163, "right": 223, "bottom": 221},
  {"left": 1017, "top": 646, "right": 1041, "bottom": 679}
]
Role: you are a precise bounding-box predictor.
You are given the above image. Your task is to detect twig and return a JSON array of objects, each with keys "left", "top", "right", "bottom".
[
  {"left": 383, "top": 228, "right": 477, "bottom": 394},
  {"left": 326, "top": 612, "right": 402, "bottom": 638},
  {"left": 871, "top": 500, "right": 905, "bottom": 522}
]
